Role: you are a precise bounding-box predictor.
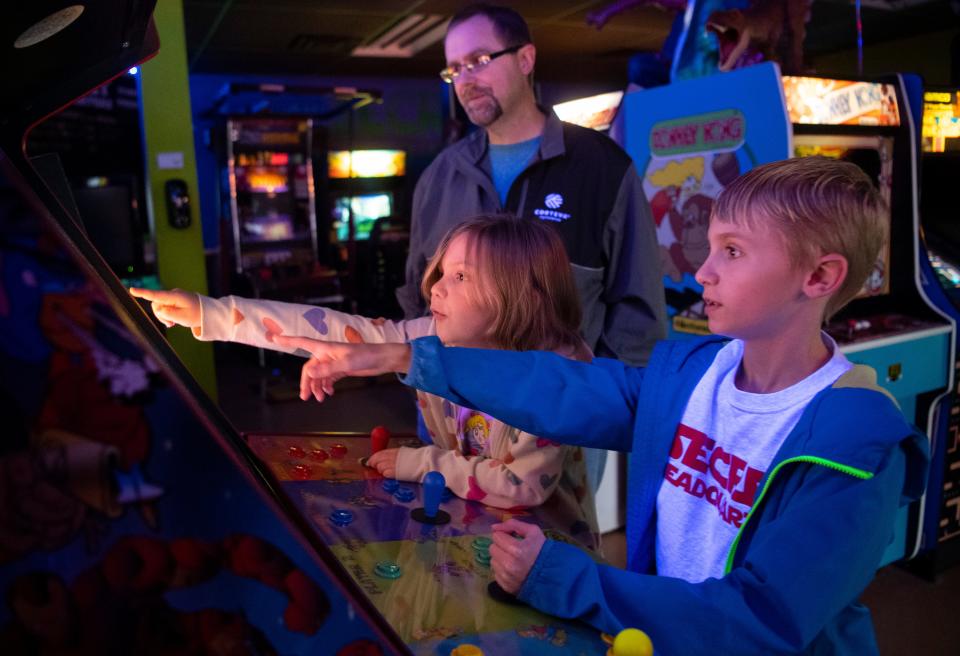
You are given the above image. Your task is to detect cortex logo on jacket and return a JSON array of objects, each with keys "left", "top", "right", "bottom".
[
  {"left": 663, "top": 423, "right": 765, "bottom": 528},
  {"left": 534, "top": 192, "right": 572, "bottom": 222}
]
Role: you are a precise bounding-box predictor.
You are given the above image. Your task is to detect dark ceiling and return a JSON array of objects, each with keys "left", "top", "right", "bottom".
[{"left": 182, "top": 0, "right": 960, "bottom": 84}]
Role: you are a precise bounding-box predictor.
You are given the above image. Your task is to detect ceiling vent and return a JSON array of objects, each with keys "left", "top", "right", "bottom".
[
  {"left": 288, "top": 33, "right": 354, "bottom": 54},
  {"left": 352, "top": 14, "right": 449, "bottom": 58}
]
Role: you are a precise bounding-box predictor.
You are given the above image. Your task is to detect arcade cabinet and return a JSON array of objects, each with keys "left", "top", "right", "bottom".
[
  {"left": 25, "top": 71, "right": 151, "bottom": 287},
  {"left": 2, "top": 4, "right": 621, "bottom": 654},
  {"left": 911, "top": 86, "right": 960, "bottom": 574},
  {"left": 1, "top": 2, "right": 406, "bottom": 653},
  {"left": 620, "top": 63, "right": 955, "bottom": 566},
  {"left": 71, "top": 174, "right": 146, "bottom": 279},
  {"left": 226, "top": 116, "right": 345, "bottom": 308},
  {"left": 326, "top": 148, "right": 408, "bottom": 317}
]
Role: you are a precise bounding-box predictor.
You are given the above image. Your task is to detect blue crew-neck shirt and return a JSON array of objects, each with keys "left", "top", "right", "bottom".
[{"left": 488, "top": 136, "right": 542, "bottom": 206}]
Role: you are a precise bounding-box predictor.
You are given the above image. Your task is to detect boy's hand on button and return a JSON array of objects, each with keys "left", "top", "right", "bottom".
[
  {"left": 490, "top": 519, "right": 546, "bottom": 594},
  {"left": 129, "top": 287, "right": 201, "bottom": 329}
]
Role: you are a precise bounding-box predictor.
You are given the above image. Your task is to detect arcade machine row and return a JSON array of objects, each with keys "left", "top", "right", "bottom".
[
  {"left": 913, "top": 86, "right": 960, "bottom": 574},
  {"left": 1, "top": 4, "right": 622, "bottom": 655},
  {"left": 326, "top": 148, "right": 409, "bottom": 318},
  {"left": 620, "top": 63, "right": 955, "bottom": 567},
  {"left": 226, "top": 116, "right": 346, "bottom": 309}
]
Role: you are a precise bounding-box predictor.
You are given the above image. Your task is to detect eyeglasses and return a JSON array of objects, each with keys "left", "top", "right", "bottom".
[{"left": 439, "top": 44, "right": 526, "bottom": 84}]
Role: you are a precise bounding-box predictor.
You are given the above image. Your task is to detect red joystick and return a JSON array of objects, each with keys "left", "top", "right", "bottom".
[{"left": 370, "top": 426, "right": 391, "bottom": 455}]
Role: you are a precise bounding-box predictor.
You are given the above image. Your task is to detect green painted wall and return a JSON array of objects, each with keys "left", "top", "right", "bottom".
[{"left": 139, "top": 0, "right": 216, "bottom": 399}]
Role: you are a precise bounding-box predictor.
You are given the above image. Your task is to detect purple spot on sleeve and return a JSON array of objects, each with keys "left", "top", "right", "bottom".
[{"left": 304, "top": 308, "right": 329, "bottom": 335}]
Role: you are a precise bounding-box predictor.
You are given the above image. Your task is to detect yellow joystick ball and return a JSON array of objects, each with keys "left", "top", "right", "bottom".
[
  {"left": 450, "top": 645, "right": 484, "bottom": 656},
  {"left": 609, "top": 628, "right": 653, "bottom": 656}
]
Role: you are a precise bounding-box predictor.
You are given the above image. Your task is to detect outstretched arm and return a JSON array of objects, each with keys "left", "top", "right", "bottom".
[
  {"left": 130, "top": 287, "right": 200, "bottom": 329},
  {"left": 132, "top": 289, "right": 431, "bottom": 355},
  {"left": 270, "top": 335, "right": 412, "bottom": 401},
  {"left": 278, "top": 334, "right": 642, "bottom": 452}
]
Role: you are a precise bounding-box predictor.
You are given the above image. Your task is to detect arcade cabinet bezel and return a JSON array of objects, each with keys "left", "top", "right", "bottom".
[{"left": 1, "top": 2, "right": 410, "bottom": 653}]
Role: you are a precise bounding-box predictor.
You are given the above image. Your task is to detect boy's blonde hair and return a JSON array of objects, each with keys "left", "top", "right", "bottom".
[
  {"left": 421, "top": 215, "right": 585, "bottom": 354},
  {"left": 711, "top": 156, "right": 888, "bottom": 318}
]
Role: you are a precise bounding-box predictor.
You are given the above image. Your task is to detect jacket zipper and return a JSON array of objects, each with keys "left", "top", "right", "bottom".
[{"left": 723, "top": 456, "right": 873, "bottom": 574}]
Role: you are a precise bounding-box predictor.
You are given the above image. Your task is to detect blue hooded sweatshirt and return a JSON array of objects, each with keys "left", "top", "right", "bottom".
[{"left": 402, "top": 335, "right": 929, "bottom": 655}]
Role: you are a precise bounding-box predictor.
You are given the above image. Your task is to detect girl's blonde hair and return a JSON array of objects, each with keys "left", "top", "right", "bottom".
[{"left": 420, "top": 215, "right": 585, "bottom": 354}]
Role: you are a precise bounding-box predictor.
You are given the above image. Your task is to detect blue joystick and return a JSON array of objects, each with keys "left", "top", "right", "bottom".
[
  {"left": 422, "top": 471, "right": 445, "bottom": 517},
  {"left": 411, "top": 470, "right": 451, "bottom": 525}
]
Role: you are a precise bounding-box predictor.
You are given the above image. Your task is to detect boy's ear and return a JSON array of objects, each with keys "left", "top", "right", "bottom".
[{"left": 803, "top": 253, "right": 848, "bottom": 300}]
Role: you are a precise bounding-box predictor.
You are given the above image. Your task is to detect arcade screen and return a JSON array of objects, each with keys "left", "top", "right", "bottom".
[
  {"left": 332, "top": 192, "right": 392, "bottom": 242},
  {"left": 794, "top": 134, "right": 893, "bottom": 298},
  {"left": 72, "top": 176, "right": 143, "bottom": 277},
  {"left": 782, "top": 77, "right": 900, "bottom": 126},
  {"left": 922, "top": 89, "right": 960, "bottom": 153},
  {"left": 234, "top": 158, "right": 311, "bottom": 243},
  {"left": 920, "top": 148, "right": 960, "bottom": 276},
  {"left": 328, "top": 150, "right": 406, "bottom": 179},
  {"left": 929, "top": 251, "right": 960, "bottom": 290}
]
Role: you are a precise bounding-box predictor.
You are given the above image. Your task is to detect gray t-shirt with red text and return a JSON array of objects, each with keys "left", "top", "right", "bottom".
[{"left": 655, "top": 335, "right": 852, "bottom": 583}]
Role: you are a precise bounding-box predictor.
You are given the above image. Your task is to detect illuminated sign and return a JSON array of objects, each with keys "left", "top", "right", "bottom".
[
  {"left": 921, "top": 89, "right": 960, "bottom": 153},
  {"left": 553, "top": 91, "right": 624, "bottom": 131},
  {"left": 328, "top": 150, "right": 406, "bottom": 179},
  {"left": 925, "top": 91, "right": 953, "bottom": 104},
  {"left": 650, "top": 110, "right": 745, "bottom": 156},
  {"left": 782, "top": 77, "right": 899, "bottom": 126}
]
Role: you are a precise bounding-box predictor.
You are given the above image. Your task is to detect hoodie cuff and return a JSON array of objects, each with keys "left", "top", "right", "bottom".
[{"left": 398, "top": 335, "right": 445, "bottom": 394}]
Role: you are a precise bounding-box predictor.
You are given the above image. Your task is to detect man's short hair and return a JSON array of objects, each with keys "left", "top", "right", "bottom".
[
  {"left": 711, "top": 156, "right": 888, "bottom": 319},
  {"left": 448, "top": 3, "right": 533, "bottom": 47}
]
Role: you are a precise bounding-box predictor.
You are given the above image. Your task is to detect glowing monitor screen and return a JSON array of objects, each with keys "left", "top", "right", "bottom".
[
  {"left": 328, "top": 150, "right": 406, "bottom": 179},
  {"left": 332, "top": 193, "right": 392, "bottom": 241},
  {"left": 922, "top": 89, "right": 960, "bottom": 153},
  {"left": 782, "top": 77, "right": 899, "bottom": 126}
]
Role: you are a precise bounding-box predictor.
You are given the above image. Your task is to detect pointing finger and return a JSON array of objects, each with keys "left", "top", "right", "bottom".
[{"left": 273, "top": 334, "right": 324, "bottom": 354}]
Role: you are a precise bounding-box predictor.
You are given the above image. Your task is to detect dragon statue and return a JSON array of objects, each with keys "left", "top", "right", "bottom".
[{"left": 587, "top": 0, "right": 812, "bottom": 82}]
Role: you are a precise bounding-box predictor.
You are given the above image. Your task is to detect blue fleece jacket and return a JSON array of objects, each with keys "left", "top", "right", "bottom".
[{"left": 402, "top": 335, "right": 929, "bottom": 655}]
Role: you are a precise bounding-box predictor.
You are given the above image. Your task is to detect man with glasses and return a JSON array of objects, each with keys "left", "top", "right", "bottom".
[{"left": 397, "top": 3, "right": 666, "bottom": 492}]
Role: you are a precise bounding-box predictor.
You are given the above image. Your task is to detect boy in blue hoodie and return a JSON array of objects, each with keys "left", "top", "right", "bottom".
[{"left": 276, "top": 157, "right": 929, "bottom": 655}]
